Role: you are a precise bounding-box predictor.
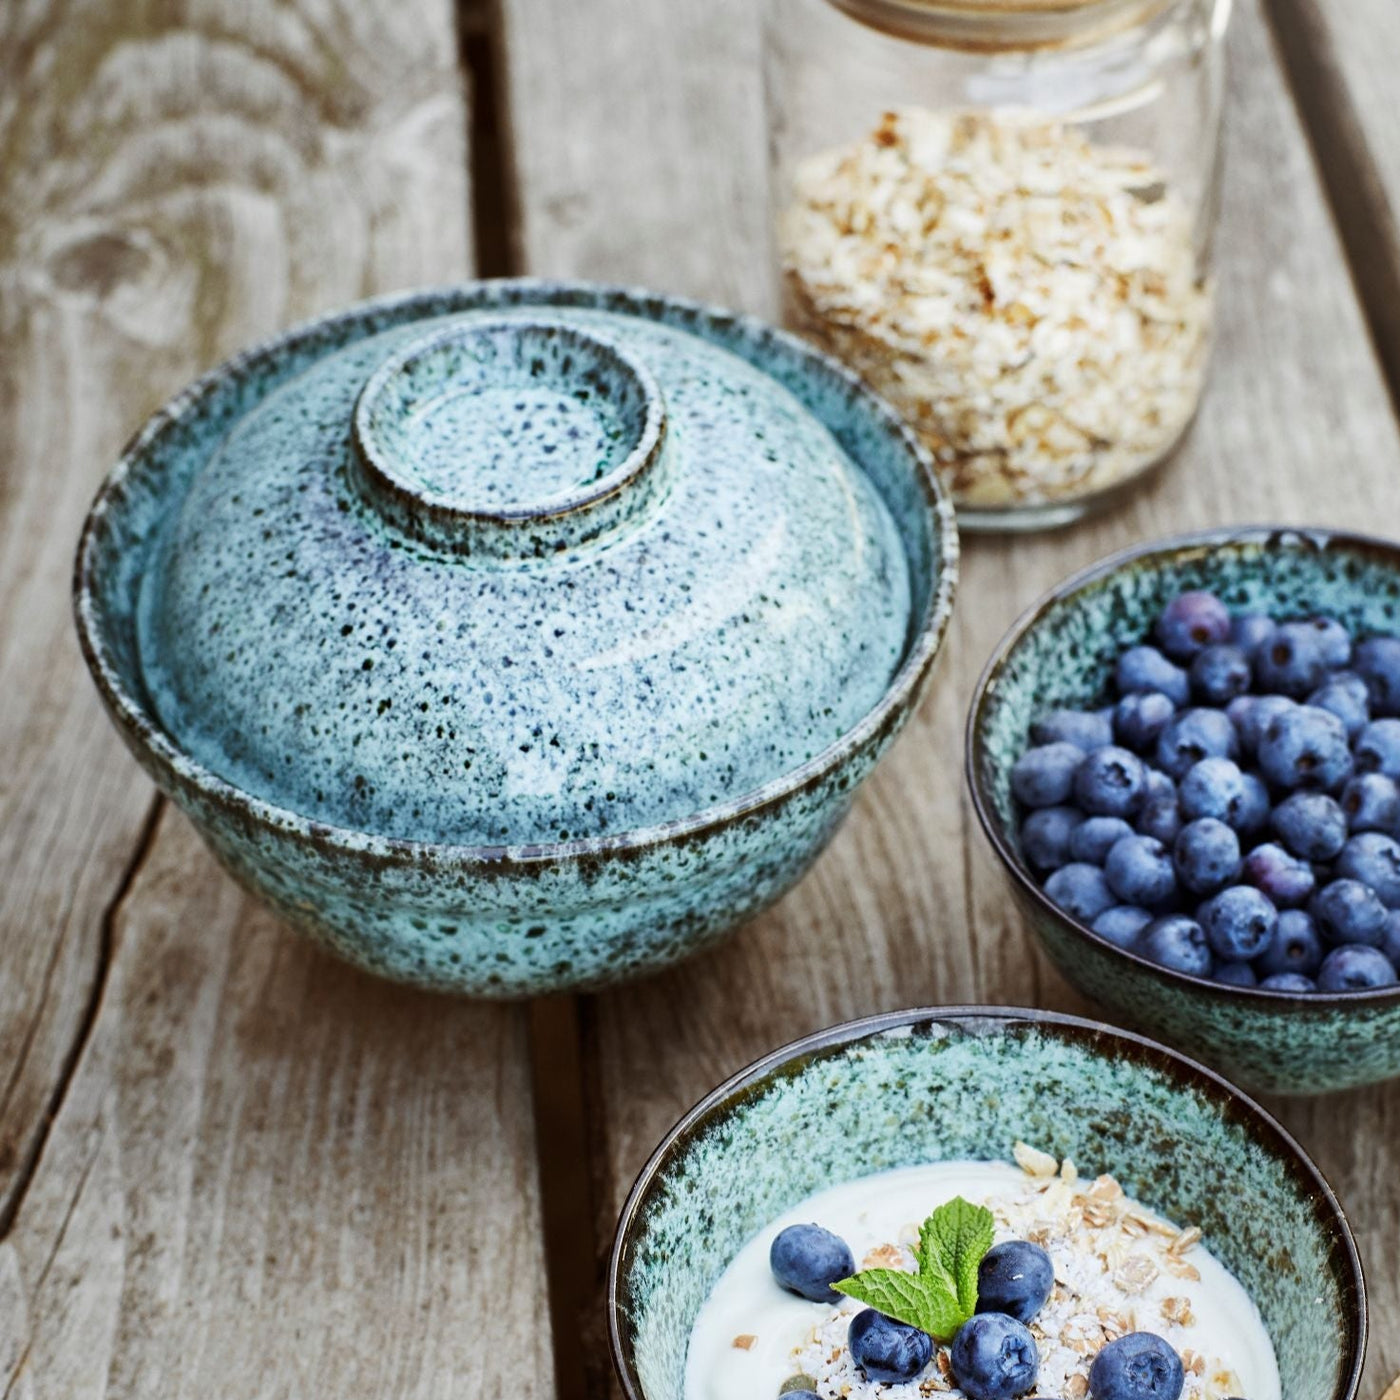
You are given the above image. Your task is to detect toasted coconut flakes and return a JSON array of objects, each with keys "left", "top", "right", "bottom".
[
  {"left": 781, "top": 108, "right": 1212, "bottom": 511},
  {"left": 1170, "top": 1226, "right": 1203, "bottom": 1255},
  {"left": 732, "top": 1334, "right": 757, "bottom": 1351},
  {"left": 1014, "top": 1141, "right": 1060, "bottom": 1177}
]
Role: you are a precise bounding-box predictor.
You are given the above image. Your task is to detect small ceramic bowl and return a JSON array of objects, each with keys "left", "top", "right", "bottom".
[
  {"left": 608, "top": 1006, "right": 1366, "bottom": 1400},
  {"left": 75, "top": 281, "right": 958, "bottom": 997},
  {"left": 967, "top": 526, "right": 1400, "bottom": 1094}
]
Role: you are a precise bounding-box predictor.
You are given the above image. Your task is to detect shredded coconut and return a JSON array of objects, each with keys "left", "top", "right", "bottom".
[
  {"left": 780, "top": 108, "right": 1213, "bottom": 512},
  {"left": 787, "top": 1150, "right": 1245, "bottom": 1400}
]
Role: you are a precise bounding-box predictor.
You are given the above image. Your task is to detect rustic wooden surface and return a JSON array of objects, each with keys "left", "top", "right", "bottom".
[
  {"left": 1267, "top": 0, "right": 1400, "bottom": 404},
  {"left": 2, "top": 0, "right": 1399, "bottom": 1396},
  {"left": 0, "top": 2, "right": 553, "bottom": 1396},
  {"left": 502, "top": 0, "right": 1400, "bottom": 1393}
]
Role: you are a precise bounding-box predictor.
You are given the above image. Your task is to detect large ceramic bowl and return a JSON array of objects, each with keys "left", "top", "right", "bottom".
[
  {"left": 968, "top": 526, "right": 1400, "bottom": 1094},
  {"left": 74, "top": 280, "right": 957, "bottom": 997},
  {"left": 609, "top": 1006, "right": 1366, "bottom": 1400}
]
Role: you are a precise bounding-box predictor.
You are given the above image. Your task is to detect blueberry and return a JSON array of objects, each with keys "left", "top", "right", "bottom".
[
  {"left": 1307, "top": 616, "right": 1353, "bottom": 668},
  {"left": 1256, "top": 908, "right": 1325, "bottom": 978},
  {"left": 1308, "top": 673, "right": 1369, "bottom": 739},
  {"left": 1255, "top": 622, "right": 1330, "bottom": 698},
  {"left": 950, "top": 1313, "right": 1039, "bottom": 1400},
  {"left": 1136, "top": 795, "right": 1182, "bottom": 848},
  {"left": 1341, "top": 773, "right": 1400, "bottom": 833},
  {"left": 1229, "top": 694, "right": 1295, "bottom": 757},
  {"left": 1143, "top": 769, "right": 1177, "bottom": 804},
  {"left": 1105, "top": 835, "right": 1176, "bottom": 907},
  {"left": 1261, "top": 972, "right": 1317, "bottom": 993},
  {"left": 1044, "top": 864, "right": 1116, "bottom": 923},
  {"left": 1156, "top": 709, "right": 1238, "bottom": 780},
  {"left": 1257, "top": 705, "right": 1352, "bottom": 791},
  {"left": 1312, "top": 878, "right": 1387, "bottom": 947},
  {"left": 1012, "top": 743, "right": 1084, "bottom": 809},
  {"left": 778, "top": 1378, "right": 821, "bottom": 1397},
  {"left": 1380, "top": 910, "right": 1400, "bottom": 967},
  {"left": 1335, "top": 831, "right": 1400, "bottom": 907},
  {"left": 1199, "top": 885, "right": 1278, "bottom": 961},
  {"left": 1114, "top": 692, "right": 1177, "bottom": 753},
  {"left": 1178, "top": 758, "right": 1245, "bottom": 825},
  {"left": 1074, "top": 747, "right": 1148, "bottom": 818},
  {"left": 1242, "top": 843, "right": 1316, "bottom": 908},
  {"left": 1092, "top": 905, "right": 1154, "bottom": 950},
  {"left": 1070, "top": 817, "right": 1136, "bottom": 866},
  {"left": 1139, "top": 915, "right": 1213, "bottom": 977},
  {"left": 1189, "top": 645, "right": 1251, "bottom": 705},
  {"left": 1272, "top": 792, "right": 1347, "bottom": 862},
  {"left": 1088, "top": 1331, "right": 1184, "bottom": 1400},
  {"left": 976, "top": 1240, "right": 1054, "bottom": 1324},
  {"left": 1156, "top": 591, "right": 1231, "bottom": 662},
  {"left": 1215, "top": 961, "right": 1258, "bottom": 987},
  {"left": 1354, "top": 718, "right": 1400, "bottom": 777},
  {"left": 1354, "top": 636, "right": 1400, "bottom": 716},
  {"left": 1116, "top": 646, "right": 1190, "bottom": 708},
  {"left": 848, "top": 1308, "right": 933, "bottom": 1384},
  {"left": 1318, "top": 945, "right": 1400, "bottom": 991},
  {"left": 1030, "top": 708, "right": 1115, "bottom": 752},
  {"left": 1233, "top": 772, "right": 1271, "bottom": 837},
  {"left": 1230, "top": 612, "right": 1277, "bottom": 656},
  {"left": 769, "top": 1224, "right": 856, "bottom": 1302},
  {"left": 1021, "top": 806, "right": 1086, "bottom": 871},
  {"left": 1173, "top": 819, "right": 1242, "bottom": 896}
]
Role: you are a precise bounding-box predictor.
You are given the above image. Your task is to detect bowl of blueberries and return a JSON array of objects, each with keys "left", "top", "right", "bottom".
[{"left": 967, "top": 526, "right": 1400, "bottom": 1094}]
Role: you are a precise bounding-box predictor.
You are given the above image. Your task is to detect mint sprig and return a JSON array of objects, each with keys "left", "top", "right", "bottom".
[{"left": 833, "top": 1196, "right": 994, "bottom": 1343}]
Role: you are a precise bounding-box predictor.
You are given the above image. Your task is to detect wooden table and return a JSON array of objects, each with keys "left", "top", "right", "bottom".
[{"left": 1, "top": 1, "right": 1397, "bottom": 1395}]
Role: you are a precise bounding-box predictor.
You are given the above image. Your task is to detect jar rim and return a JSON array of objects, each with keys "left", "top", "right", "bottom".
[{"left": 822, "top": 0, "right": 1178, "bottom": 51}]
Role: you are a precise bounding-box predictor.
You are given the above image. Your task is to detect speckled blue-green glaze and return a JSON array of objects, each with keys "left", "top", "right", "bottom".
[
  {"left": 968, "top": 528, "right": 1400, "bottom": 1094},
  {"left": 74, "top": 280, "right": 958, "bottom": 996},
  {"left": 609, "top": 1009, "right": 1365, "bottom": 1400}
]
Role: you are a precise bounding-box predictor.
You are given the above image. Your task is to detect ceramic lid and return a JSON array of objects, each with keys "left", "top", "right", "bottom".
[{"left": 134, "top": 289, "right": 923, "bottom": 846}]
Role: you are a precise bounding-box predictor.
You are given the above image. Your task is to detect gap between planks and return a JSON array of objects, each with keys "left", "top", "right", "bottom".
[
  {"left": 0, "top": 794, "right": 163, "bottom": 1242},
  {"left": 1263, "top": 0, "right": 1400, "bottom": 421},
  {"left": 457, "top": 4, "right": 601, "bottom": 1399}
]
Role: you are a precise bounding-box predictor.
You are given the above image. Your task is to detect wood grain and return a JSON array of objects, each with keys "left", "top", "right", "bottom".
[
  {"left": 500, "top": 0, "right": 1400, "bottom": 1394},
  {"left": 0, "top": 1, "right": 554, "bottom": 1393},
  {"left": 0, "top": 811, "right": 552, "bottom": 1398},
  {"left": 1265, "top": 0, "right": 1400, "bottom": 406}
]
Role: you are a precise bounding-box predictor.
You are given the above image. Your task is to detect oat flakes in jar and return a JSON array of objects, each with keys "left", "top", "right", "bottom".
[{"left": 765, "top": 0, "right": 1230, "bottom": 530}]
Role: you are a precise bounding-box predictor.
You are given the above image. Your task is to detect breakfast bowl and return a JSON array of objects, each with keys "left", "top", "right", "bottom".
[
  {"left": 74, "top": 280, "right": 957, "bottom": 997},
  {"left": 608, "top": 1006, "right": 1366, "bottom": 1400},
  {"left": 968, "top": 526, "right": 1400, "bottom": 1094}
]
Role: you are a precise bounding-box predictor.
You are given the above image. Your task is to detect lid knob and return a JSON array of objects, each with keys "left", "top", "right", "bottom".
[{"left": 351, "top": 319, "right": 669, "bottom": 559}]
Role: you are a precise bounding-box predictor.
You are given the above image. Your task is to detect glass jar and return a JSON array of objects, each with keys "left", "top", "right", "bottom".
[{"left": 764, "top": 0, "right": 1230, "bottom": 531}]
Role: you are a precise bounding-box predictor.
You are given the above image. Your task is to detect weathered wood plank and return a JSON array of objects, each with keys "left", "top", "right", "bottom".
[
  {"left": 1266, "top": 0, "right": 1400, "bottom": 405},
  {"left": 0, "top": 1, "right": 554, "bottom": 1393},
  {"left": 0, "top": 812, "right": 552, "bottom": 1398},
  {"left": 501, "top": 0, "right": 1400, "bottom": 1394}
]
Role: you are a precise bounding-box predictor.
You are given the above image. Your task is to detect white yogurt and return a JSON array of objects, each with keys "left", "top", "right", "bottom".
[{"left": 683, "top": 1159, "right": 1281, "bottom": 1400}]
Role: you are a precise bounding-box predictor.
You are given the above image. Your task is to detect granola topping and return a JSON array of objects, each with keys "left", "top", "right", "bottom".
[
  {"left": 684, "top": 1153, "right": 1279, "bottom": 1400},
  {"left": 780, "top": 108, "right": 1213, "bottom": 512}
]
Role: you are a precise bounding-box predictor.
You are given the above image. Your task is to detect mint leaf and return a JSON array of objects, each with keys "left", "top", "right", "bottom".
[
  {"left": 832, "top": 1196, "right": 995, "bottom": 1344},
  {"left": 920, "top": 1196, "right": 995, "bottom": 1320}
]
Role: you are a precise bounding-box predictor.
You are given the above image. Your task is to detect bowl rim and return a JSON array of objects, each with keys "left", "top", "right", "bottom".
[
  {"left": 605, "top": 1003, "right": 1368, "bottom": 1400},
  {"left": 73, "top": 276, "right": 960, "bottom": 870},
  {"left": 966, "top": 524, "right": 1400, "bottom": 1010}
]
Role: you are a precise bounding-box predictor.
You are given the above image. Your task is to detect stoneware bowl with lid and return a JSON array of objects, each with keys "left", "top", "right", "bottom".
[
  {"left": 608, "top": 1006, "right": 1366, "bottom": 1400},
  {"left": 967, "top": 526, "right": 1400, "bottom": 1094},
  {"left": 74, "top": 280, "right": 958, "bottom": 996}
]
